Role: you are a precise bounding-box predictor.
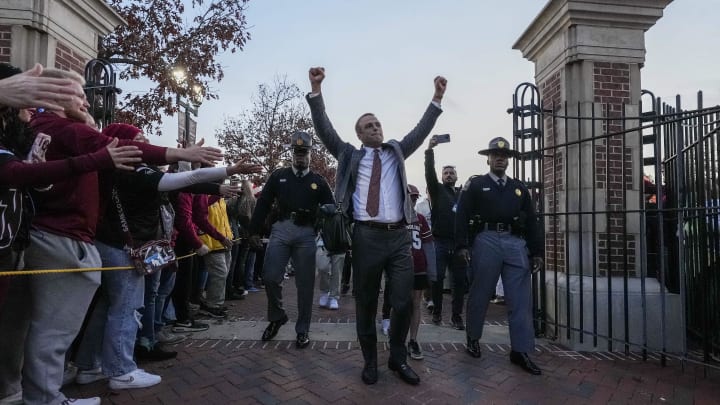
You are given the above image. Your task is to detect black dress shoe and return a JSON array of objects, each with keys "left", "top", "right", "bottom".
[
  {"left": 296, "top": 333, "right": 310, "bottom": 348},
  {"left": 466, "top": 337, "right": 482, "bottom": 358},
  {"left": 388, "top": 361, "right": 420, "bottom": 385},
  {"left": 431, "top": 313, "right": 442, "bottom": 325},
  {"left": 361, "top": 361, "right": 378, "bottom": 385},
  {"left": 509, "top": 351, "right": 542, "bottom": 375},
  {"left": 451, "top": 315, "right": 465, "bottom": 330},
  {"left": 261, "top": 314, "right": 288, "bottom": 341}
]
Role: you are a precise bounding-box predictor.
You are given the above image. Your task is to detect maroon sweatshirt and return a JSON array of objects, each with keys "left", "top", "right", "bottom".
[
  {"left": 173, "top": 192, "right": 203, "bottom": 250},
  {"left": 29, "top": 112, "right": 168, "bottom": 242}
]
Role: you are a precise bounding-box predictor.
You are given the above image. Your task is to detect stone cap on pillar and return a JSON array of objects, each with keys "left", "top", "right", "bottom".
[{"left": 513, "top": 0, "right": 672, "bottom": 80}]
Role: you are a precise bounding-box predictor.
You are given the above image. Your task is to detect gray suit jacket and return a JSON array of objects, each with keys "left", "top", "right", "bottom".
[{"left": 306, "top": 94, "right": 442, "bottom": 223}]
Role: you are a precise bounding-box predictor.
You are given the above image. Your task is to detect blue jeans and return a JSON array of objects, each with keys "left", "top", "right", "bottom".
[
  {"left": 155, "top": 269, "right": 176, "bottom": 331},
  {"left": 75, "top": 241, "right": 144, "bottom": 377},
  {"left": 138, "top": 270, "right": 161, "bottom": 347},
  {"left": 244, "top": 250, "right": 257, "bottom": 289}
]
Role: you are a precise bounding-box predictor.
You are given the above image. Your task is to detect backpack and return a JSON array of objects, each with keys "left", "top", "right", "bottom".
[{"left": 0, "top": 151, "right": 34, "bottom": 257}]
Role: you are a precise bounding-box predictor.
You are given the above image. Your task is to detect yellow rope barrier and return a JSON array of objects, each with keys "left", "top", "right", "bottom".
[
  {"left": 0, "top": 252, "right": 198, "bottom": 277},
  {"left": 0, "top": 237, "right": 269, "bottom": 277}
]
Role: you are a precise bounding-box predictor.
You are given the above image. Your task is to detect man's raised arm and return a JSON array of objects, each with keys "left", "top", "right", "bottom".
[
  {"left": 306, "top": 67, "right": 346, "bottom": 158},
  {"left": 398, "top": 75, "right": 447, "bottom": 158}
]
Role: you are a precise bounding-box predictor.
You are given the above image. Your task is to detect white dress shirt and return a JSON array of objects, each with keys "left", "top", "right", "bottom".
[{"left": 353, "top": 145, "right": 403, "bottom": 223}]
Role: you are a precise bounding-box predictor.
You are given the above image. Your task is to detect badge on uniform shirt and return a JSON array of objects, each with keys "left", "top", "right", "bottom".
[
  {"left": 311, "top": 183, "right": 317, "bottom": 190},
  {"left": 515, "top": 188, "right": 522, "bottom": 197}
]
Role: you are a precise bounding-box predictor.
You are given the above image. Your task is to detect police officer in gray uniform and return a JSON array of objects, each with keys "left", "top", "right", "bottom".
[
  {"left": 455, "top": 137, "right": 544, "bottom": 375},
  {"left": 249, "top": 131, "right": 334, "bottom": 348}
]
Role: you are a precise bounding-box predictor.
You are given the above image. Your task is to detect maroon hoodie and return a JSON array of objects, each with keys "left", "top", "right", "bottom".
[{"left": 29, "top": 112, "right": 168, "bottom": 242}]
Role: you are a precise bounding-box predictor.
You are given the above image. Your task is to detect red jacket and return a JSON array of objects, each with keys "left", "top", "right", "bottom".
[
  {"left": 173, "top": 192, "right": 203, "bottom": 250},
  {"left": 29, "top": 112, "right": 168, "bottom": 242}
]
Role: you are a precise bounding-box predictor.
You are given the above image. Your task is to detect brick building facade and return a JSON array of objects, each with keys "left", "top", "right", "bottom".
[{"left": 0, "top": 0, "right": 123, "bottom": 73}]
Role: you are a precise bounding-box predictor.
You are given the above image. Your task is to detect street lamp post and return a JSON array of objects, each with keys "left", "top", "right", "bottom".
[
  {"left": 172, "top": 67, "right": 203, "bottom": 147},
  {"left": 176, "top": 93, "right": 200, "bottom": 147}
]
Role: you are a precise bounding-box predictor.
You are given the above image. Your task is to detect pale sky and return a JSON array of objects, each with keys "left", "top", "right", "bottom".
[{"left": 129, "top": 0, "right": 720, "bottom": 192}]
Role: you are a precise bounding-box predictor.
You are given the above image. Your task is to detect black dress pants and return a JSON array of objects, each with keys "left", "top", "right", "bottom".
[{"left": 352, "top": 224, "right": 413, "bottom": 364}]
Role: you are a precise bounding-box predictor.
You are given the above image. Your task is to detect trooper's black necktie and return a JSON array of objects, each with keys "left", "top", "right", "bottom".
[{"left": 497, "top": 178, "right": 505, "bottom": 189}]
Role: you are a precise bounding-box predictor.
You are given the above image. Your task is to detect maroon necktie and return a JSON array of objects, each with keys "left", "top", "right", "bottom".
[{"left": 366, "top": 149, "right": 381, "bottom": 217}]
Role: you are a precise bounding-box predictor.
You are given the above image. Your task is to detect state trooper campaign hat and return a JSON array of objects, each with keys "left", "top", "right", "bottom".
[
  {"left": 290, "top": 131, "right": 312, "bottom": 152},
  {"left": 477, "top": 136, "right": 520, "bottom": 159}
]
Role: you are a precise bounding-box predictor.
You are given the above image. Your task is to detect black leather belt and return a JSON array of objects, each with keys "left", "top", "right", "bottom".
[
  {"left": 355, "top": 220, "right": 406, "bottom": 231},
  {"left": 482, "top": 222, "right": 513, "bottom": 232}
]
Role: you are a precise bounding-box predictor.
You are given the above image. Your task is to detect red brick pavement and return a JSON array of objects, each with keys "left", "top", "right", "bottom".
[{"left": 61, "top": 276, "right": 720, "bottom": 404}]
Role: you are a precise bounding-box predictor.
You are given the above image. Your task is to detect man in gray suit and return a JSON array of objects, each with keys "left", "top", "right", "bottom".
[{"left": 306, "top": 67, "right": 447, "bottom": 386}]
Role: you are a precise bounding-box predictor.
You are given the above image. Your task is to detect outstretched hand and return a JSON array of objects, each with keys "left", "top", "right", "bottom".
[
  {"left": 219, "top": 184, "right": 241, "bottom": 197},
  {"left": 309, "top": 67, "right": 325, "bottom": 93},
  {"left": 433, "top": 76, "right": 447, "bottom": 103},
  {"left": 228, "top": 161, "right": 263, "bottom": 176},
  {"left": 182, "top": 138, "right": 224, "bottom": 166},
  {"left": 0, "top": 64, "right": 86, "bottom": 110},
  {"left": 106, "top": 138, "right": 142, "bottom": 171}
]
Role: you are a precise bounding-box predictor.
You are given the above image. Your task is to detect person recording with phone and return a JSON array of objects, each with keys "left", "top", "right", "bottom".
[
  {"left": 454, "top": 137, "right": 544, "bottom": 375},
  {"left": 424, "top": 134, "right": 467, "bottom": 331}
]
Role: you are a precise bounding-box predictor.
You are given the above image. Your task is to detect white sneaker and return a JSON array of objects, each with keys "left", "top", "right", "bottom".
[
  {"left": 109, "top": 369, "right": 161, "bottom": 390},
  {"left": 318, "top": 293, "right": 329, "bottom": 308},
  {"left": 0, "top": 391, "right": 22, "bottom": 405},
  {"left": 60, "top": 398, "right": 101, "bottom": 405},
  {"left": 381, "top": 318, "right": 390, "bottom": 336},
  {"left": 328, "top": 297, "right": 339, "bottom": 310},
  {"left": 426, "top": 300, "right": 434, "bottom": 310},
  {"left": 75, "top": 368, "right": 107, "bottom": 385},
  {"left": 156, "top": 330, "right": 187, "bottom": 345}
]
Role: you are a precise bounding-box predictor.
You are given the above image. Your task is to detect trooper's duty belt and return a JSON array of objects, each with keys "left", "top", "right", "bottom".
[
  {"left": 481, "top": 222, "right": 513, "bottom": 233},
  {"left": 278, "top": 210, "right": 315, "bottom": 226}
]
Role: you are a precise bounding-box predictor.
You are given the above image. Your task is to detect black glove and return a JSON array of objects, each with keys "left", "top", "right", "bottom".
[{"left": 249, "top": 234, "right": 263, "bottom": 251}]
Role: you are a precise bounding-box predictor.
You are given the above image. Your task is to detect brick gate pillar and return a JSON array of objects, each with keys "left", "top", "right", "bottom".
[{"left": 513, "top": 0, "right": 681, "bottom": 351}]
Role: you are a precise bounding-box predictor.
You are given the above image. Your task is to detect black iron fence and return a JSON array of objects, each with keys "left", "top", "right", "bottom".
[
  {"left": 83, "top": 59, "right": 120, "bottom": 130},
  {"left": 508, "top": 83, "right": 720, "bottom": 367}
]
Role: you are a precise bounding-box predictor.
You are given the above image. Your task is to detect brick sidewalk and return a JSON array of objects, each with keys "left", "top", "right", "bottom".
[{"left": 62, "top": 275, "right": 720, "bottom": 404}]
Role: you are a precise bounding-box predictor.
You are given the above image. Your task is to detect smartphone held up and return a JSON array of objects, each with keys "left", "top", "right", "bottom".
[{"left": 432, "top": 133, "right": 451, "bottom": 144}]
